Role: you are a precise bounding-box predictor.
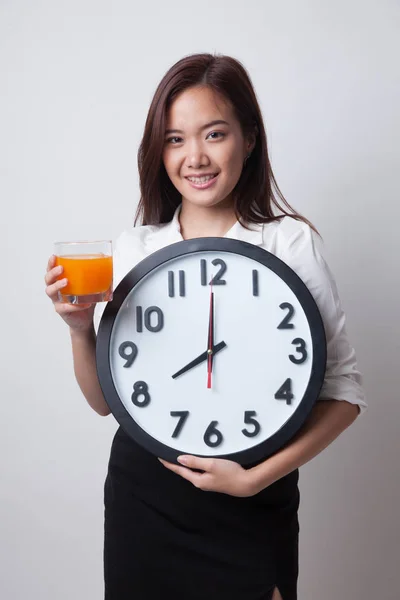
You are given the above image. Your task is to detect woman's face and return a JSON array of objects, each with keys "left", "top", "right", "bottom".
[{"left": 162, "top": 86, "right": 253, "bottom": 210}]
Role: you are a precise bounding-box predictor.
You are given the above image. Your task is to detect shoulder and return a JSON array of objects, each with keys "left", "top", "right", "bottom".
[
  {"left": 275, "top": 215, "right": 323, "bottom": 253},
  {"left": 264, "top": 216, "right": 335, "bottom": 298},
  {"left": 260, "top": 216, "right": 324, "bottom": 264},
  {"left": 112, "top": 222, "right": 171, "bottom": 287},
  {"left": 114, "top": 222, "right": 169, "bottom": 253}
]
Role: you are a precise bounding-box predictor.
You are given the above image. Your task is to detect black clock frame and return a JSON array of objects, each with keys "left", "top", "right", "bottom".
[{"left": 96, "top": 237, "right": 327, "bottom": 467}]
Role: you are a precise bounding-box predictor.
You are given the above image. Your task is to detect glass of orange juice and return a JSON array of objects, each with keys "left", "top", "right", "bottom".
[{"left": 54, "top": 240, "right": 113, "bottom": 304}]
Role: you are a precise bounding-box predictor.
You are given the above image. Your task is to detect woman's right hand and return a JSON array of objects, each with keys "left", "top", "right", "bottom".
[{"left": 45, "top": 255, "right": 96, "bottom": 332}]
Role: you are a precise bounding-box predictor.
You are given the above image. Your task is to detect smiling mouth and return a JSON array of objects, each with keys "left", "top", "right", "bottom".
[{"left": 186, "top": 173, "right": 218, "bottom": 184}]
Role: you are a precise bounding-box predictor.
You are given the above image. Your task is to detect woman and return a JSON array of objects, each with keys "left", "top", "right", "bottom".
[{"left": 45, "top": 53, "right": 367, "bottom": 600}]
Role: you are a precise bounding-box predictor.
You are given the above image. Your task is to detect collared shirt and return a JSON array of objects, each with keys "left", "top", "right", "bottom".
[{"left": 97, "top": 205, "right": 367, "bottom": 414}]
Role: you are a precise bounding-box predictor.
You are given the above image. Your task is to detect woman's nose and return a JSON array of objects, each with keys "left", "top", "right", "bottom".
[{"left": 185, "top": 142, "right": 210, "bottom": 169}]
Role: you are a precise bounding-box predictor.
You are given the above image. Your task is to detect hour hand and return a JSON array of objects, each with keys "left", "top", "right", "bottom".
[{"left": 172, "top": 341, "right": 227, "bottom": 380}]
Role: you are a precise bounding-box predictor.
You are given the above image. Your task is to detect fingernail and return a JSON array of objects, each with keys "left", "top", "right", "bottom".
[
  {"left": 177, "top": 456, "right": 188, "bottom": 465},
  {"left": 61, "top": 278, "right": 68, "bottom": 286}
]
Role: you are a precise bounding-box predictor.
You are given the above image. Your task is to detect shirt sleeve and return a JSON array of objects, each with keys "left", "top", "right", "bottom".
[{"left": 279, "top": 219, "right": 367, "bottom": 415}]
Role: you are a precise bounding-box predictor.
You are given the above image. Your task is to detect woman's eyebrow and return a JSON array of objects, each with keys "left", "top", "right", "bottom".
[{"left": 165, "top": 120, "right": 229, "bottom": 135}]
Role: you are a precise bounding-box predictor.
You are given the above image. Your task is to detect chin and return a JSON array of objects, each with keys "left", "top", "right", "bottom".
[
  {"left": 181, "top": 187, "right": 235, "bottom": 209},
  {"left": 183, "top": 195, "right": 232, "bottom": 209}
]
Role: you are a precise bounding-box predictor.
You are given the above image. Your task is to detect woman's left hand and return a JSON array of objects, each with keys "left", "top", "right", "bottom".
[{"left": 158, "top": 455, "right": 260, "bottom": 497}]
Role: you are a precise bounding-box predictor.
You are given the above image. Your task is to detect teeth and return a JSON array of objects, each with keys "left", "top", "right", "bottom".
[{"left": 187, "top": 175, "right": 216, "bottom": 183}]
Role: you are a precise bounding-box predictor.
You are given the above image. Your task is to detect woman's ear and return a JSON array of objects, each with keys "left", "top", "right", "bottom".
[{"left": 247, "top": 124, "right": 258, "bottom": 154}]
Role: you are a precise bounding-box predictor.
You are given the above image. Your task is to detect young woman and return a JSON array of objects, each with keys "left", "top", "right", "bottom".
[{"left": 45, "top": 53, "right": 367, "bottom": 600}]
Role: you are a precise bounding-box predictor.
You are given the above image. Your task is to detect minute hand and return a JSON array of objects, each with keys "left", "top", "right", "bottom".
[{"left": 172, "top": 341, "right": 227, "bottom": 380}]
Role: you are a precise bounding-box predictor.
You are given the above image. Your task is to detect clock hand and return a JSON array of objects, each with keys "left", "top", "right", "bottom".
[
  {"left": 171, "top": 341, "right": 227, "bottom": 380},
  {"left": 207, "top": 280, "right": 214, "bottom": 388}
]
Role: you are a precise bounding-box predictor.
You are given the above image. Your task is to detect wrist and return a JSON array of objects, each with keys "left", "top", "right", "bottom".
[
  {"left": 69, "top": 323, "right": 95, "bottom": 341},
  {"left": 247, "top": 462, "right": 273, "bottom": 495}
]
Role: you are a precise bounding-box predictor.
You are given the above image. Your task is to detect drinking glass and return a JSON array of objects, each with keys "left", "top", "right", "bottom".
[{"left": 54, "top": 240, "right": 113, "bottom": 304}]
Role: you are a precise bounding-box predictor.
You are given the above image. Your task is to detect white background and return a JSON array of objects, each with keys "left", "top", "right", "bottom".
[{"left": 1, "top": 1, "right": 399, "bottom": 598}]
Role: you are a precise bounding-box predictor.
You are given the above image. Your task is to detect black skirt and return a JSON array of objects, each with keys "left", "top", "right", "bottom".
[{"left": 104, "top": 427, "right": 300, "bottom": 600}]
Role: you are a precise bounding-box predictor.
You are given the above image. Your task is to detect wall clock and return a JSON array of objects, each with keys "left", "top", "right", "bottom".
[{"left": 96, "top": 237, "right": 326, "bottom": 466}]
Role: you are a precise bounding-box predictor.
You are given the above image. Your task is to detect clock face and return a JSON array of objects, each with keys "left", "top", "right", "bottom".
[{"left": 97, "top": 238, "right": 326, "bottom": 466}]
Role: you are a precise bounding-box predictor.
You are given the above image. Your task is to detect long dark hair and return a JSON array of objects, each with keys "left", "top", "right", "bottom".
[{"left": 135, "top": 53, "right": 316, "bottom": 232}]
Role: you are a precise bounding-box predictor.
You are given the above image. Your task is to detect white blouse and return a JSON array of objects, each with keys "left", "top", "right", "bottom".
[{"left": 96, "top": 206, "right": 367, "bottom": 415}]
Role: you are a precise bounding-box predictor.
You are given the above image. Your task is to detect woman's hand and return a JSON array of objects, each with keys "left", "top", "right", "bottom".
[
  {"left": 45, "top": 255, "right": 95, "bottom": 332},
  {"left": 158, "top": 455, "right": 260, "bottom": 497}
]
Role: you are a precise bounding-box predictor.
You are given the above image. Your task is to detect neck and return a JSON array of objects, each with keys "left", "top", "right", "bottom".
[{"left": 178, "top": 200, "right": 237, "bottom": 240}]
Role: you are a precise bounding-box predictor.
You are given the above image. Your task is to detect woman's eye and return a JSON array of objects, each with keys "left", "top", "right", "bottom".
[
  {"left": 206, "top": 131, "right": 225, "bottom": 140},
  {"left": 166, "top": 137, "right": 183, "bottom": 144}
]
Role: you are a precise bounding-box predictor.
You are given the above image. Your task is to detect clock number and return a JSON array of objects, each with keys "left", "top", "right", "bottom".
[
  {"left": 277, "top": 302, "right": 295, "bottom": 329},
  {"left": 131, "top": 381, "right": 151, "bottom": 407},
  {"left": 170, "top": 411, "right": 189, "bottom": 438},
  {"left": 289, "top": 338, "right": 307, "bottom": 364},
  {"left": 200, "top": 258, "right": 227, "bottom": 286},
  {"left": 242, "top": 411, "right": 261, "bottom": 438},
  {"left": 136, "top": 306, "right": 164, "bottom": 333},
  {"left": 118, "top": 341, "right": 138, "bottom": 368},
  {"left": 204, "top": 420, "right": 223, "bottom": 448},
  {"left": 275, "top": 378, "right": 294, "bottom": 405},
  {"left": 211, "top": 259, "right": 227, "bottom": 285},
  {"left": 168, "top": 270, "right": 186, "bottom": 297}
]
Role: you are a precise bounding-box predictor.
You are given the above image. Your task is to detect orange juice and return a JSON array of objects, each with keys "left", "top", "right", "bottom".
[{"left": 55, "top": 254, "right": 113, "bottom": 296}]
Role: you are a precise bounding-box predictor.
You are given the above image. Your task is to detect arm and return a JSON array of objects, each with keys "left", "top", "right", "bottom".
[
  {"left": 249, "top": 220, "right": 366, "bottom": 489},
  {"left": 45, "top": 255, "right": 111, "bottom": 417},
  {"left": 249, "top": 399, "right": 359, "bottom": 493},
  {"left": 159, "top": 220, "right": 366, "bottom": 495},
  {"left": 159, "top": 399, "right": 359, "bottom": 497},
  {"left": 70, "top": 326, "right": 111, "bottom": 417}
]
